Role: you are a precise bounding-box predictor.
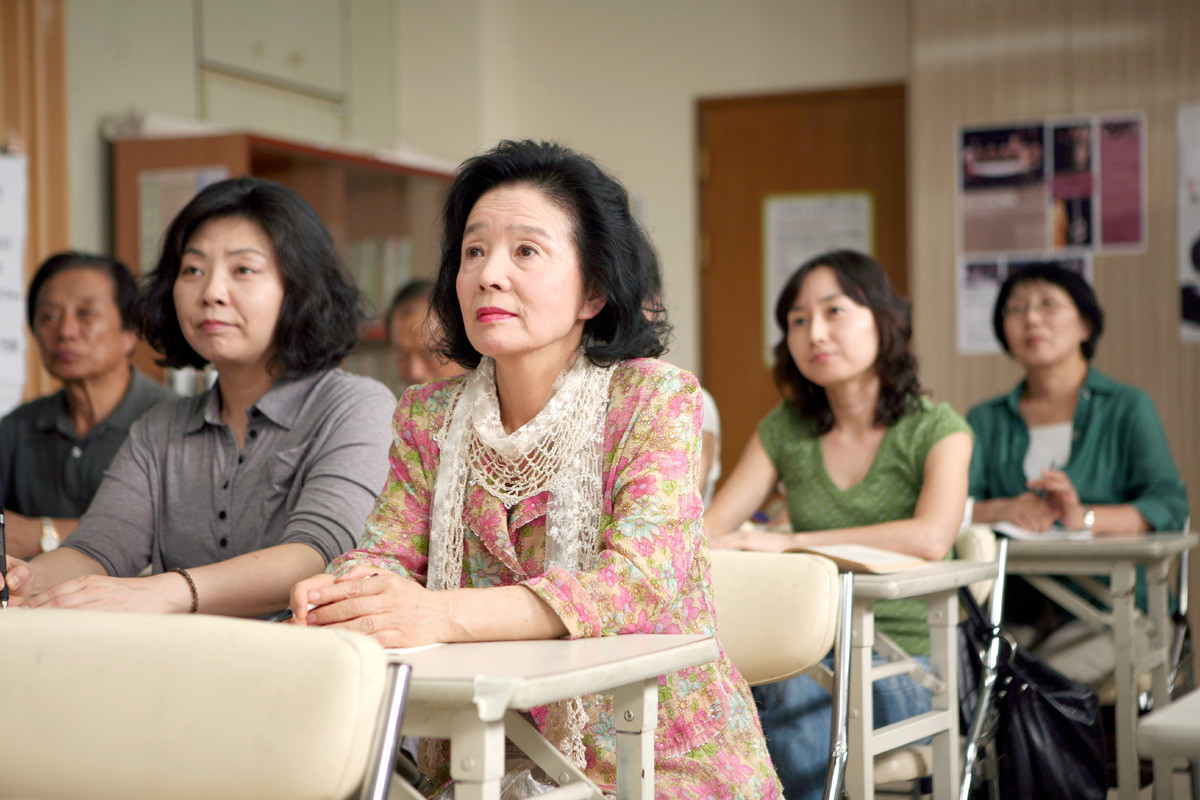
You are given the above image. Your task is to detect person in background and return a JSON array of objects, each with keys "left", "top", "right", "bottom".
[
  {"left": 386, "top": 279, "right": 462, "bottom": 386},
  {"left": 967, "top": 263, "right": 1187, "bottom": 683},
  {"left": 698, "top": 385, "right": 722, "bottom": 504},
  {"left": 289, "top": 139, "right": 782, "bottom": 798},
  {"left": 0, "top": 251, "right": 172, "bottom": 558},
  {"left": 704, "top": 250, "right": 973, "bottom": 800},
  {"left": 2, "top": 177, "right": 395, "bottom": 616}
]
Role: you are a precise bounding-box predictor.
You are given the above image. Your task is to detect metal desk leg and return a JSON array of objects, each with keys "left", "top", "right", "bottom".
[
  {"left": 1147, "top": 557, "right": 1174, "bottom": 799},
  {"left": 1112, "top": 561, "right": 1139, "bottom": 800},
  {"left": 927, "top": 590, "right": 960, "bottom": 800},
  {"left": 449, "top": 710, "right": 506, "bottom": 800},
  {"left": 613, "top": 679, "right": 658, "bottom": 800},
  {"left": 847, "top": 596, "right": 876, "bottom": 800}
]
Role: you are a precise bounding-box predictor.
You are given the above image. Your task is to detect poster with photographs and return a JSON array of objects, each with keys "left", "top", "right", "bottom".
[
  {"left": 1180, "top": 102, "right": 1200, "bottom": 343},
  {"left": 959, "top": 253, "right": 1092, "bottom": 355},
  {"left": 958, "top": 113, "right": 1145, "bottom": 258},
  {"left": 957, "top": 112, "right": 1142, "bottom": 354},
  {"left": 960, "top": 123, "right": 1048, "bottom": 253},
  {"left": 1050, "top": 120, "right": 1095, "bottom": 248}
]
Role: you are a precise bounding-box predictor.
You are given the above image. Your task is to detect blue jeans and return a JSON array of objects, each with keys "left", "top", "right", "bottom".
[{"left": 752, "top": 653, "right": 932, "bottom": 800}]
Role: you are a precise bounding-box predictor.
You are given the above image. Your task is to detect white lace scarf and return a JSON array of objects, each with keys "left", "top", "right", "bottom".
[{"left": 425, "top": 352, "right": 616, "bottom": 770}]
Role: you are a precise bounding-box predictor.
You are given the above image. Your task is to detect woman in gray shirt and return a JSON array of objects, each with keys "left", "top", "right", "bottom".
[{"left": 4, "top": 177, "right": 395, "bottom": 616}]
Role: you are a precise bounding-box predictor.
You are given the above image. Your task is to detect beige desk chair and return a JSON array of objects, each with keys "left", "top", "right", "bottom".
[
  {"left": 0, "top": 608, "right": 411, "bottom": 800},
  {"left": 709, "top": 549, "right": 854, "bottom": 800}
]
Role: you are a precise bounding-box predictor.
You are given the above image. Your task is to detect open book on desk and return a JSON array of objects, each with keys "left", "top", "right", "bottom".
[
  {"left": 784, "top": 543, "right": 927, "bottom": 573},
  {"left": 991, "top": 521, "right": 1094, "bottom": 541}
]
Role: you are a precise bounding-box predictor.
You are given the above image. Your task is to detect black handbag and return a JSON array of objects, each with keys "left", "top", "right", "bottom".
[{"left": 957, "top": 586, "right": 1108, "bottom": 800}]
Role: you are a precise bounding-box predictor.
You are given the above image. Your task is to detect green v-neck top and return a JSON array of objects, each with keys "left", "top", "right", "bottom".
[{"left": 758, "top": 397, "right": 972, "bottom": 654}]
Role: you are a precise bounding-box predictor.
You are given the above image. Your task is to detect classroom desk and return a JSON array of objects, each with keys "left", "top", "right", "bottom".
[
  {"left": 388, "top": 633, "right": 719, "bottom": 800},
  {"left": 1005, "top": 532, "right": 1198, "bottom": 800},
  {"left": 1137, "top": 687, "right": 1200, "bottom": 760},
  {"left": 845, "top": 560, "right": 999, "bottom": 800}
]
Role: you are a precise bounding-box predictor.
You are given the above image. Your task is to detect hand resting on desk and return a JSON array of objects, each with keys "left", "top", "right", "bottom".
[
  {"left": 289, "top": 565, "right": 448, "bottom": 647},
  {"left": 289, "top": 565, "right": 569, "bottom": 648},
  {"left": 3, "top": 550, "right": 193, "bottom": 613}
]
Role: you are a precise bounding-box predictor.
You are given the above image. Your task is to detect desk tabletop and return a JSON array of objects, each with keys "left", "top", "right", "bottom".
[
  {"left": 852, "top": 560, "right": 997, "bottom": 600},
  {"left": 1136, "top": 687, "right": 1200, "bottom": 759},
  {"left": 389, "top": 633, "right": 718, "bottom": 719},
  {"left": 1005, "top": 531, "right": 1197, "bottom": 564}
]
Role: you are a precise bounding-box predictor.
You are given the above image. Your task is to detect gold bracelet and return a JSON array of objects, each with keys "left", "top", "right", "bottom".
[{"left": 169, "top": 567, "right": 200, "bottom": 613}]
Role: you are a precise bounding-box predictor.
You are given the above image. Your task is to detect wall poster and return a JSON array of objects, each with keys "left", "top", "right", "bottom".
[
  {"left": 1180, "top": 102, "right": 1200, "bottom": 343},
  {"left": 956, "top": 112, "right": 1144, "bottom": 353}
]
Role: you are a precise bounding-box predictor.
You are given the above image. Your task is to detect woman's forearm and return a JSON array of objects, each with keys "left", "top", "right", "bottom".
[
  {"left": 24, "top": 547, "right": 108, "bottom": 594},
  {"left": 185, "top": 543, "right": 328, "bottom": 617},
  {"left": 442, "top": 584, "right": 568, "bottom": 642},
  {"left": 969, "top": 497, "right": 1012, "bottom": 524},
  {"left": 788, "top": 517, "right": 957, "bottom": 561}
]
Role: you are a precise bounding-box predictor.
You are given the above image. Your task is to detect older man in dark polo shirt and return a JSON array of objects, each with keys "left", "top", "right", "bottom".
[{"left": 0, "top": 251, "right": 171, "bottom": 558}]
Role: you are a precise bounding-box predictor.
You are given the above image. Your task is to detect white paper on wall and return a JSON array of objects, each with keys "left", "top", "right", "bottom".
[{"left": 0, "top": 154, "right": 28, "bottom": 416}]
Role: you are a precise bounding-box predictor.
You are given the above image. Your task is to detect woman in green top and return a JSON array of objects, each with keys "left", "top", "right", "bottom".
[
  {"left": 967, "top": 264, "right": 1187, "bottom": 684},
  {"left": 705, "top": 250, "right": 973, "bottom": 800}
]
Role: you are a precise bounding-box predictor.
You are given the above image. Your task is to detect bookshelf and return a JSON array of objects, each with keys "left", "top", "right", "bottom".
[{"left": 110, "top": 132, "right": 453, "bottom": 391}]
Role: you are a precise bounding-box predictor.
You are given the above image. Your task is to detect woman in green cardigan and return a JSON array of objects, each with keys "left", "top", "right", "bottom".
[{"left": 967, "top": 263, "right": 1188, "bottom": 684}]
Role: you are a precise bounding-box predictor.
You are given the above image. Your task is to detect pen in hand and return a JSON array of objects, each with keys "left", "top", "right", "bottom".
[{"left": 1, "top": 510, "right": 9, "bottom": 608}]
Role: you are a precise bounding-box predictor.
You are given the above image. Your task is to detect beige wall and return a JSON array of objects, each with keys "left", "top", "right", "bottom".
[
  {"left": 65, "top": 0, "right": 399, "bottom": 255},
  {"left": 394, "top": 0, "right": 911, "bottom": 375},
  {"left": 65, "top": 0, "right": 910, "bottom": 378},
  {"left": 911, "top": 0, "right": 1200, "bottom": 650}
]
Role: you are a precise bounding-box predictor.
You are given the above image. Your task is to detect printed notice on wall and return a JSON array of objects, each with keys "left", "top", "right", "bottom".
[
  {"left": 138, "top": 166, "right": 229, "bottom": 272},
  {"left": 1179, "top": 103, "right": 1200, "bottom": 343},
  {"left": 762, "top": 192, "right": 873, "bottom": 365},
  {"left": 0, "top": 154, "right": 27, "bottom": 415}
]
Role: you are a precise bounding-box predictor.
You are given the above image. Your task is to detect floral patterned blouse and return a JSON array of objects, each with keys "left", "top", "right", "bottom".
[{"left": 331, "top": 358, "right": 782, "bottom": 799}]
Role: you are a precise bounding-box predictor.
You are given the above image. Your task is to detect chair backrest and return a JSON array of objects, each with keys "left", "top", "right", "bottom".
[
  {"left": 709, "top": 550, "right": 841, "bottom": 686},
  {"left": 0, "top": 608, "right": 403, "bottom": 800},
  {"left": 956, "top": 524, "right": 999, "bottom": 605}
]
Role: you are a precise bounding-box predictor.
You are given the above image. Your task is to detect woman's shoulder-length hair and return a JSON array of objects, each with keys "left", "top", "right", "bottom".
[
  {"left": 134, "top": 176, "right": 366, "bottom": 376},
  {"left": 430, "top": 139, "right": 670, "bottom": 369},
  {"left": 991, "top": 262, "right": 1104, "bottom": 360},
  {"left": 771, "top": 249, "right": 924, "bottom": 434}
]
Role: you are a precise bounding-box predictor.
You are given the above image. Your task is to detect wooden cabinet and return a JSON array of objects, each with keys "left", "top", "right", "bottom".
[{"left": 110, "top": 132, "right": 452, "bottom": 391}]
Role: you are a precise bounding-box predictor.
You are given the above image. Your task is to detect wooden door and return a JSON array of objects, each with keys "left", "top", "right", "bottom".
[{"left": 699, "top": 85, "right": 908, "bottom": 490}]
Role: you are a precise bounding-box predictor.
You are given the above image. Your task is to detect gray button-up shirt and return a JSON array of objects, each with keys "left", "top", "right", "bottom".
[
  {"left": 0, "top": 368, "right": 173, "bottom": 517},
  {"left": 65, "top": 369, "right": 396, "bottom": 577}
]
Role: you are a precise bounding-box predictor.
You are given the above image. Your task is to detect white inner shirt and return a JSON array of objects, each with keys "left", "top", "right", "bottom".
[{"left": 1024, "top": 422, "right": 1073, "bottom": 481}]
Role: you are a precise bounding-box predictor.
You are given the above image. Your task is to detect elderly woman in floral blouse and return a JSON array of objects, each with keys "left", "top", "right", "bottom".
[{"left": 289, "top": 140, "right": 782, "bottom": 799}]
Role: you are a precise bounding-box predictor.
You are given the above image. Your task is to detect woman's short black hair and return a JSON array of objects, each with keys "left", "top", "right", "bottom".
[
  {"left": 991, "top": 263, "right": 1104, "bottom": 359},
  {"left": 772, "top": 249, "right": 923, "bottom": 435},
  {"left": 431, "top": 139, "right": 670, "bottom": 368},
  {"left": 26, "top": 251, "right": 139, "bottom": 332},
  {"left": 134, "top": 176, "right": 365, "bottom": 375}
]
